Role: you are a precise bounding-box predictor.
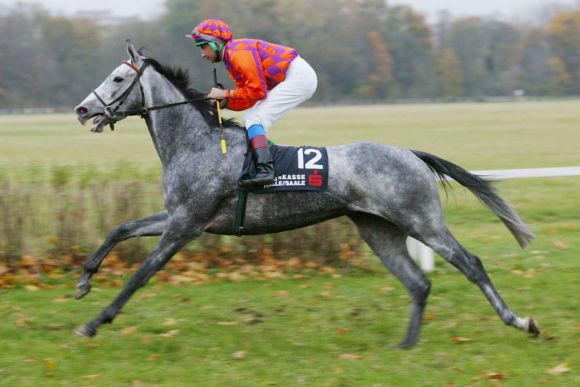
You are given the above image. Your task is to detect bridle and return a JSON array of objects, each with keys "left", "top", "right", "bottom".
[
  {"left": 92, "top": 61, "right": 147, "bottom": 128},
  {"left": 92, "top": 60, "right": 210, "bottom": 130}
]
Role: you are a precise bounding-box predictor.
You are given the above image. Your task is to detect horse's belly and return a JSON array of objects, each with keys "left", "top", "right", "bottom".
[{"left": 206, "top": 191, "right": 347, "bottom": 235}]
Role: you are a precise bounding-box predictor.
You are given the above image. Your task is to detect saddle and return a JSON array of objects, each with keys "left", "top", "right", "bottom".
[
  {"left": 241, "top": 143, "right": 329, "bottom": 193},
  {"left": 235, "top": 142, "right": 329, "bottom": 236}
]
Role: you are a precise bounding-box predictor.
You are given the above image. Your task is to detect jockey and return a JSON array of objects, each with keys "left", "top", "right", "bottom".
[{"left": 185, "top": 19, "right": 318, "bottom": 188}]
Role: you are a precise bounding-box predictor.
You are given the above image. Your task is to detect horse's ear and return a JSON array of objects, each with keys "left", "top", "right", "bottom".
[{"left": 126, "top": 39, "right": 143, "bottom": 65}]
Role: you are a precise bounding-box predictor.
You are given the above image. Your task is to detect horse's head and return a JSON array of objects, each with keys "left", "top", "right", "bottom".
[{"left": 74, "top": 41, "right": 148, "bottom": 132}]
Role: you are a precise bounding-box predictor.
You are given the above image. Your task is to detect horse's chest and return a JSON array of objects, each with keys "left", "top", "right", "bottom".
[{"left": 162, "top": 178, "right": 227, "bottom": 213}]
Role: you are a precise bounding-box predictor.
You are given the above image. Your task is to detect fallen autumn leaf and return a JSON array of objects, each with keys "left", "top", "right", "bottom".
[
  {"left": 232, "top": 350, "right": 247, "bottom": 360},
  {"left": 340, "top": 354, "right": 362, "bottom": 361},
  {"left": 159, "top": 329, "right": 180, "bottom": 338},
  {"left": 479, "top": 371, "right": 505, "bottom": 380},
  {"left": 451, "top": 336, "right": 473, "bottom": 344},
  {"left": 546, "top": 363, "right": 570, "bottom": 375},
  {"left": 121, "top": 326, "right": 137, "bottom": 335}
]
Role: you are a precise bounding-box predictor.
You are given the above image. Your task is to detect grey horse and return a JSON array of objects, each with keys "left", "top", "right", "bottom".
[{"left": 73, "top": 42, "right": 538, "bottom": 348}]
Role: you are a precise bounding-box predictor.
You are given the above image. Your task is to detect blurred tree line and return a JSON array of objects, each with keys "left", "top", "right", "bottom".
[{"left": 0, "top": 0, "right": 579, "bottom": 109}]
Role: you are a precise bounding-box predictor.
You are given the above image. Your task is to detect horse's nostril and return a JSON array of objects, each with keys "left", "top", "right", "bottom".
[{"left": 75, "top": 106, "right": 89, "bottom": 117}]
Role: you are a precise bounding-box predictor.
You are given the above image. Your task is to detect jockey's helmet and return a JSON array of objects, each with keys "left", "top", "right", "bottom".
[{"left": 185, "top": 19, "right": 233, "bottom": 52}]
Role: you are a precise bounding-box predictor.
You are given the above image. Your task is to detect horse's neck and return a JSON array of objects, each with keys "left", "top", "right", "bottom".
[{"left": 141, "top": 70, "right": 210, "bottom": 165}]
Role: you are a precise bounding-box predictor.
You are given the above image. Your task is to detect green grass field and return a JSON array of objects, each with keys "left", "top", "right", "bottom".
[{"left": 0, "top": 101, "right": 578, "bottom": 385}]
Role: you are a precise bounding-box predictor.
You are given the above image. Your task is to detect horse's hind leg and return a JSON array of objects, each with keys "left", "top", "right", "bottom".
[
  {"left": 418, "top": 226, "right": 539, "bottom": 336},
  {"left": 349, "top": 213, "right": 431, "bottom": 349},
  {"left": 76, "top": 211, "right": 168, "bottom": 300}
]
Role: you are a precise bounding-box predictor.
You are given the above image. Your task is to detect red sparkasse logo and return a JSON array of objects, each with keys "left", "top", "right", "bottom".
[{"left": 309, "top": 170, "right": 323, "bottom": 187}]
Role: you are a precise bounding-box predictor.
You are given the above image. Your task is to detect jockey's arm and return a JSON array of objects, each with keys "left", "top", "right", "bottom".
[{"left": 224, "top": 50, "right": 268, "bottom": 111}]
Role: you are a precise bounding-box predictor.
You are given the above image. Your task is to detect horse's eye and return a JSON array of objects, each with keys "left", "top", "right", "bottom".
[{"left": 113, "top": 76, "right": 124, "bottom": 83}]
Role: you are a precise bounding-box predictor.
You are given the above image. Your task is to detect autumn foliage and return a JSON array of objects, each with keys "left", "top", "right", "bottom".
[
  {"left": 0, "top": 168, "right": 367, "bottom": 288},
  {"left": 1, "top": 2, "right": 579, "bottom": 111}
]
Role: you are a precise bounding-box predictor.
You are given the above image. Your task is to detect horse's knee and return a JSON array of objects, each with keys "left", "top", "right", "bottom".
[{"left": 110, "top": 223, "right": 130, "bottom": 241}]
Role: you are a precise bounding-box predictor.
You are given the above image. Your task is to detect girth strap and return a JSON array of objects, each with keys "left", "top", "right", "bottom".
[
  {"left": 234, "top": 134, "right": 257, "bottom": 237},
  {"left": 234, "top": 190, "right": 248, "bottom": 237}
]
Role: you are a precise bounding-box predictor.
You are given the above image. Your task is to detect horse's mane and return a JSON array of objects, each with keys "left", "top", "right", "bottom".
[{"left": 144, "top": 57, "right": 241, "bottom": 129}]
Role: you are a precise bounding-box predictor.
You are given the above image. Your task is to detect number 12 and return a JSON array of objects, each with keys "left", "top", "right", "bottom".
[{"left": 297, "top": 148, "right": 323, "bottom": 170}]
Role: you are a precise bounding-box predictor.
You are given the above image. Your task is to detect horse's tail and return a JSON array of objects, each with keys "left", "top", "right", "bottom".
[{"left": 411, "top": 150, "right": 535, "bottom": 248}]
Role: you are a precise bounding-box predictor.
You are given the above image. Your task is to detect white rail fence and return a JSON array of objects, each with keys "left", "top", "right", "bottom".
[{"left": 408, "top": 166, "right": 580, "bottom": 271}]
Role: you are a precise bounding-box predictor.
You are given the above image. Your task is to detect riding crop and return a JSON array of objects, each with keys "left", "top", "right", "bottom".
[{"left": 213, "top": 68, "right": 227, "bottom": 154}]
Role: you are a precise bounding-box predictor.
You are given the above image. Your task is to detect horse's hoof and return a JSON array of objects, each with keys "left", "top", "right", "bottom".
[
  {"left": 526, "top": 317, "right": 540, "bottom": 337},
  {"left": 396, "top": 338, "right": 417, "bottom": 350},
  {"left": 75, "top": 282, "right": 92, "bottom": 300},
  {"left": 74, "top": 325, "right": 97, "bottom": 338}
]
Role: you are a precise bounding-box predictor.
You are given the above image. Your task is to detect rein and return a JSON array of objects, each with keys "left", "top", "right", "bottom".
[{"left": 92, "top": 60, "right": 210, "bottom": 129}]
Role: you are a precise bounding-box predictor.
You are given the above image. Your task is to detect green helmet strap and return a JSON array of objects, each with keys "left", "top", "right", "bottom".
[
  {"left": 196, "top": 41, "right": 224, "bottom": 52},
  {"left": 209, "top": 42, "right": 219, "bottom": 51}
]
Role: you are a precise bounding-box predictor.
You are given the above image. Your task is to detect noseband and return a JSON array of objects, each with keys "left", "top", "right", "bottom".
[{"left": 92, "top": 60, "right": 210, "bottom": 130}]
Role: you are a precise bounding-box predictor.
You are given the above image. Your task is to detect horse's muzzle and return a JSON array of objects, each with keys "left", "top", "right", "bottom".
[{"left": 74, "top": 106, "right": 89, "bottom": 124}]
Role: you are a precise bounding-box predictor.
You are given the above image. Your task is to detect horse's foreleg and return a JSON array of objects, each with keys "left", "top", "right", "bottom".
[
  {"left": 74, "top": 215, "right": 201, "bottom": 337},
  {"left": 350, "top": 213, "right": 431, "bottom": 349},
  {"left": 76, "top": 211, "right": 169, "bottom": 300}
]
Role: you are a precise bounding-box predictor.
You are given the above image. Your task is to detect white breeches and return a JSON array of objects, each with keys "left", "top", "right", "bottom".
[{"left": 244, "top": 56, "right": 317, "bottom": 131}]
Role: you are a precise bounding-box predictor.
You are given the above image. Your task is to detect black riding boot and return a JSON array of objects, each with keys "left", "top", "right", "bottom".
[{"left": 239, "top": 146, "right": 275, "bottom": 188}]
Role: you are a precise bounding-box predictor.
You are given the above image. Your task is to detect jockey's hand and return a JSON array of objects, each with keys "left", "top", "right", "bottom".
[{"left": 207, "top": 87, "right": 227, "bottom": 101}]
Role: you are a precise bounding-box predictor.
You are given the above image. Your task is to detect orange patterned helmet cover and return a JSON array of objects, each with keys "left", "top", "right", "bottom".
[{"left": 188, "top": 19, "right": 233, "bottom": 44}]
